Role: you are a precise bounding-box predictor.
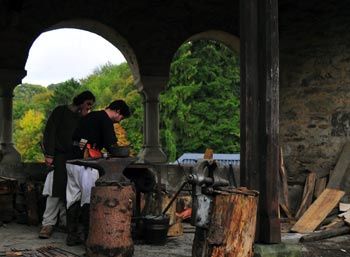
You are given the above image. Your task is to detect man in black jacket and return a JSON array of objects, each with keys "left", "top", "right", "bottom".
[
  {"left": 65, "top": 99, "right": 131, "bottom": 246},
  {"left": 39, "top": 91, "right": 95, "bottom": 239}
]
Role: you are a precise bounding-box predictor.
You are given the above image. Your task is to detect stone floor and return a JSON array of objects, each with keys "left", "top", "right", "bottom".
[
  {"left": 0, "top": 222, "right": 194, "bottom": 257},
  {"left": 2, "top": 221, "right": 350, "bottom": 257}
]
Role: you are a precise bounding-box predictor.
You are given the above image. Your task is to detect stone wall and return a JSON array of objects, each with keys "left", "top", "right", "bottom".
[{"left": 279, "top": 8, "right": 350, "bottom": 190}]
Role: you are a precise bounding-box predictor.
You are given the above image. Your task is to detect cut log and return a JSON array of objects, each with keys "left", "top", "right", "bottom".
[
  {"left": 87, "top": 184, "right": 135, "bottom": 257},
  {"left": 291, "top": 188, "right": 345, "bottom": 233},
  {"left": 327, "top": 142, "right": 350, "bottom": 189},
  {"left": 295, "top": 172, "right": 317, "bottom": 219},
  {"left": 300, "top": 226, "right": 350, "bottom": 243},
  {"left": 204, "top": 188, "right": 259, "bottom": 257}
]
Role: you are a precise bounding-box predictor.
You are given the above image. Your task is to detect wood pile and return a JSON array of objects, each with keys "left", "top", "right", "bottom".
[
  {"left": 0, "top": 176, "right": 18, "bottom": 222},
  {"left": 279, "top": 143, "right": 350, "bottom": 242}
]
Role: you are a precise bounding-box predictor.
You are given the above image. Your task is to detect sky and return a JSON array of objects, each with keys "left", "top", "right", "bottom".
[{"left": 22, "top": 28, "right": 126, "bottom": 87}]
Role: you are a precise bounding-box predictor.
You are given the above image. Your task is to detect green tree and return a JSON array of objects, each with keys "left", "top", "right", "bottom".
[
  {"left": 160, "top": 40, "right": 240, "bottom": 161},
  {"left": 80, "top": 62, "right": 143, "bottom": 153},
  {"left": 45, "top": 79, "right": 82, "bottom": 116},
  {"left": 13, "top": 84, "right": 49, "bottom": 120},
  {"left": 13, "top": 109, "right": 45, "bottom": 162}
]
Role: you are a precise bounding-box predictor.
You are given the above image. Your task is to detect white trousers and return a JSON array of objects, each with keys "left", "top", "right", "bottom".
[
  {"left": 66, "top": 163, "right": 99, "bottom": 209},
  {"left": 42, "top": 171, "right": 66, "bottom": 226}
]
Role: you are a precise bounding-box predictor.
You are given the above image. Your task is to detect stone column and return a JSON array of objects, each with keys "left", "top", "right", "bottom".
[
  {"left": 0, "top": 69, "right": 26, "bottom": 164},
  {"left": 137, "top": 76, "right": 167, "bottom": 163}
]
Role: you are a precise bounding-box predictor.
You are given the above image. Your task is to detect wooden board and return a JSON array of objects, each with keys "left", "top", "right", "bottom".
[
  {"left": 295, "top": 172, "right": 317, "bottom": 219},
  {"left": 291, "top": 188, "right": 345, "bottom": 233},
  {"left": 327, "top": 142, "right": 350, "bottom": 189}
]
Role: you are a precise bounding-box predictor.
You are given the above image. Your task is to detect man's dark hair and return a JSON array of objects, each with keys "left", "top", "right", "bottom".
[
  {"left": 107, "top": 100, "right": 131, "bottom": 118},
  {"left": 73, "top": 91, "right": 95, "bottom": 105}
]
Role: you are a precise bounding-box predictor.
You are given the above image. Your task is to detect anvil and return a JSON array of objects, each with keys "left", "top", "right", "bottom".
[{"left": 67, "top": 157, "right": 136, "bottom": 186}]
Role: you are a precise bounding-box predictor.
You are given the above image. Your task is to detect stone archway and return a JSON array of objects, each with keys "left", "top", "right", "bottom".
[{"left": 47, "top": 19, "right": 140, "bottom": 84}]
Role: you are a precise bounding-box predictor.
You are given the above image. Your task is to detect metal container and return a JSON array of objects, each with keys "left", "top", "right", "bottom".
[{"left": 143, "top": 215, "right": 170, "bottom": 245}]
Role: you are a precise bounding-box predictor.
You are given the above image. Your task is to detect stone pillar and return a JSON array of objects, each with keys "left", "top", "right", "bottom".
[
  {"left": 0, "top": 69, "right": 26, "bottom": 164},
  {"left": 137, "top": 76, "right": 167, "bottom": 163}
]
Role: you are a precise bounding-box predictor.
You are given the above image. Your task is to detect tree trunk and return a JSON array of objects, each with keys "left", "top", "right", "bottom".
[
  {"left": 86, "top": 184, "right": 135, "bottom": 257},
  {"left": 192, "top": 188, "right": 259, "bottom": 257}
]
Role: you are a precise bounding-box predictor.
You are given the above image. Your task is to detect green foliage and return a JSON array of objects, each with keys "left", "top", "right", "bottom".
[
  {"left": 45, "top": 79, "right": 82, "bottom": 116},
  {"left": 13, "top": 84, "right": 49, "bottom": 120},
  {"left": 13, "top": 109, "right": 45, "bottom": 162},
  {"left": 160, "top": 40, "right": 240, "bottom": 161},
  {"left": 14, "top": 40, "right": 240, "bottom": 163}
]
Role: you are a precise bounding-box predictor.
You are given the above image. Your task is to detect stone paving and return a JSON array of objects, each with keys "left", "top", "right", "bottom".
[
  {"left": 0, "top": 222, "right": 194, "bottom": 257},
  {"left": 2, "top": 221, "right": 350, "bottom": 257}
]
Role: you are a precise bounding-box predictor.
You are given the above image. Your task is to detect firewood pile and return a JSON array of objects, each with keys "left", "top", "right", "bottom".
[
  {"left": 279, "top": 143, "right": 350, "bottom": 242},
  {"left": 0, "top": 176, "right": 45, "bottom": 225}
]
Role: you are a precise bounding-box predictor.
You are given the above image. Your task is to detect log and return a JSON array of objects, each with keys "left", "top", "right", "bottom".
[
  {"left": 87, "top": 184, "right": 135, "bottom": 257},
  {"left": 300, "top": 226, "right": 350, "bottom": 243},
  {"left": 194, "top": 188, "right": 259, "bottom": 257}
]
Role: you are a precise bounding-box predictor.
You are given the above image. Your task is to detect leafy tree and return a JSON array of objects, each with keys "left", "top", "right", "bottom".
[
  {"left": 13, "top": 84, "right": 49, "bottom": 120},
  {"left": 160, "top": 40, "right": 240, "bottom": 161},
  {"left": 45, "top": 79, "right": 82, "bottom": 116},
  {"left": 80, "top": 62, "right": 143, "bottom": 153},
  {"left": 13, "top": 109, "right": 45, "bottom": 162}
]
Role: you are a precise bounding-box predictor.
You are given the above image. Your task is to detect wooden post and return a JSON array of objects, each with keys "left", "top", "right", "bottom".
[
  {"left": 192, "top": 188, "right": 259, "bottom": 257},
  {"left": 240, "top": 0, "right": 281, "bottom": 243},
  {"left": 86, "top": 184, "right": 135, "bottom": 257}
]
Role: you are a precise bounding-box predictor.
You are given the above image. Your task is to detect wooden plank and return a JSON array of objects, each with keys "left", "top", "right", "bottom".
[
  {"left": 295, "top": 172, "right": 317, "bottom": 219},
  {"left": 314, "top": 177, "right": 327, "bottom": 199},
  {"left": 203, "top": 149, "right": 213, "bottom": 160},
  {"left": 339, "top": 202, "right": 350, "bottom": 212},
  {"left": 327, "top": 142, "right": 350, "bottom": 189},
  {"left": 279, "top": 147, "right": 290, "bottom": 211},
  {"left": 291, "top": 188, "right": 345, "bottom": 233}
]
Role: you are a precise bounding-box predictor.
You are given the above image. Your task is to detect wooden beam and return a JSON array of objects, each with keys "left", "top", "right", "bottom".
[
  {"left": 240, "top": 0, "right": 280, "bottom": 243},
  {"left": 327, "top": 142, "right": 350, "bottom": 189}
]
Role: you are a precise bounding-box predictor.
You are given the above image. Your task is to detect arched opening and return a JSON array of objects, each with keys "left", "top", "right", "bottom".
[
  {"left": 160, "top": 31, "right": 241, "bottom": 164},
  {"left": 14, "top": 27, "right": 144, "bottom": 161}
]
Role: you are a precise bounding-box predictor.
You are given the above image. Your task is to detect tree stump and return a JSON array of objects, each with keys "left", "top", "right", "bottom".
[
  {"left": 87, "top": 184, "right": 135, "bottom": 257},
  {"left": 193, "top": 188, "right": 259, "bottom": 257}
]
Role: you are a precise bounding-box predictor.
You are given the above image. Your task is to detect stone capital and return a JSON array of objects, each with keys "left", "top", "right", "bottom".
[
  {"left": 137, "top": 75, "right": 168, "bottom": 100},
  {"left": 0, "top": 69, "right": 27, "bottom": 95}
]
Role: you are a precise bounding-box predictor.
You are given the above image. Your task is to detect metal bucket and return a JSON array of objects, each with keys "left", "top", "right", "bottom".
[{"left": 143, "top": 215, "right": 170, "bottom": 245}]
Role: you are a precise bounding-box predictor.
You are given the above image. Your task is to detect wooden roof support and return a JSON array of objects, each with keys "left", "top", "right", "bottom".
[{"left": 240, "top": 0, "right": 281, "bottom": 243}]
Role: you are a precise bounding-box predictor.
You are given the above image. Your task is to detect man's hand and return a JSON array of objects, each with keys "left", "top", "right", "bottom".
[{"left": 45, "top": 156, "right": 54, "bottom": 167}]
